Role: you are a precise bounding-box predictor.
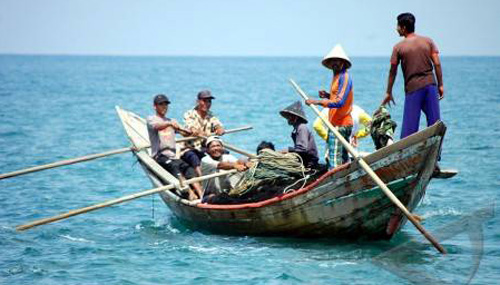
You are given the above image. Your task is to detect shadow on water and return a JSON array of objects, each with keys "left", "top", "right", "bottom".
[
  {"left": 139, "top": 202, "right": 495, "bottom": 284},
  {"left": 371, "top": 203, "right": 495, "bottom": 284},
  {"left": 141, "top": 213, "right": 420, "bottom": 257}
]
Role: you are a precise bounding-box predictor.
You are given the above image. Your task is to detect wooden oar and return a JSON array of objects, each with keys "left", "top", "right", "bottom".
[
  {"left": 174, "top": 125, "right": 253, "bottom": 143},
  {"left": 0, "top": 126, "right": 253, "bottom": 181},
  {"left": 289, "top": 79, "right": 447, "bottom": 254},
  {"left": 16, "top": 169, "right": 238, "bottom": 231},
  {"left": 0, "top": 147, "right": 135, "bottom": 180}
]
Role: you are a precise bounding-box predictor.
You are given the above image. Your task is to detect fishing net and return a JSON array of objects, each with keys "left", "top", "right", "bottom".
[{"left": 228, "top": 149, "right": 308, "bottom": 197}]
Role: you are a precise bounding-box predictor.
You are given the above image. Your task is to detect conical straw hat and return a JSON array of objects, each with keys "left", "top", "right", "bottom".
[
  {"left": 322, "top": 44, "right": 352, "bottom": 70},
  {"left": 279, "top": 101, "right": 308, "bottom": 123}
]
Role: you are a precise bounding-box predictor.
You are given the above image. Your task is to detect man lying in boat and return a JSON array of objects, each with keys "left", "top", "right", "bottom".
[
  {"left": 200, "top": 136, "right": 252, "bottom": 204},
  {"left": 181, "top": 90, "right": 225, "bottom": 177},
  {"left": 146, "top": 94, "right": 204, "bottom": 200},
  {"left": 201, "top": 136, "right": 324, "bottom": 205}
]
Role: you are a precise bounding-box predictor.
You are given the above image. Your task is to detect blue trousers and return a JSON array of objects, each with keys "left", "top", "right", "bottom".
[{"left": 401, "top": 84, "right": 441, "bottom": 139}]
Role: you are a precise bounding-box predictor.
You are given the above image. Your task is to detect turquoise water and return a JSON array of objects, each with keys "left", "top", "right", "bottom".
[{"left": 1, "top": 55, "right": 499, "bottom": 284}]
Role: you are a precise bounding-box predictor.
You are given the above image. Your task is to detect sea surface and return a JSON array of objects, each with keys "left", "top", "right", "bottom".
[{"left": 0, "top": 55, "right": 499, "bottom": 284}]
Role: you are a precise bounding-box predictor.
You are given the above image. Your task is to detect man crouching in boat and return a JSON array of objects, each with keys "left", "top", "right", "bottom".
[
  {"left": 201, "top": 136, "right": 251, "bottom": 204},
  {"left": 279, "top": 101, "right": 320, "bottom": 169},
  {"left": 146, "top": 94, "right": 204, "bottom": 201}
]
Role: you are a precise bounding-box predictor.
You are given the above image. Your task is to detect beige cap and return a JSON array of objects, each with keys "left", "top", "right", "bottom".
[{"left": 322, "top": 44, "right": 351, "bottom": 70}]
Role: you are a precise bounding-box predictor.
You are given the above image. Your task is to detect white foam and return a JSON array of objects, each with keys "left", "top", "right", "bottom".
[
  {"left": 422, "top": 207, "right": 463, "bottom": 219},
  {"left": 59, "top": 234, "right": 95, "bottom": 243},
  {"left": 188, "top": 245, "right": 220, "bottom": 254},
  {"left": 318, "top": 261, "right": 358, "bottom": 268}
]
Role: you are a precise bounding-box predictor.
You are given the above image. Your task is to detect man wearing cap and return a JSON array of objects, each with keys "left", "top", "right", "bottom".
[
  {"left": 280, "top": 101, "right": 319, "bottom": 169},
  {"left": 382, "top": 12, "right": 444, "bottom": 139},
  {"left": 147, "top": 94, "right": 203, "bottom": 200},
  {"left": 181, "top": 90, "right": 225, "bottom": 177},
  {"left": 305, "top": 44, "right": 354, "bottom": 169},
  {"left": 200, "top": 136, "right": 251, "bottom": 203}
]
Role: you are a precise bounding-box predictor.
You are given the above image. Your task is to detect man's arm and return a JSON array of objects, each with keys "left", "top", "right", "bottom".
[
  {"left": 217, "top": 161, "right": 248, "bottom": 171},
  {"left": 211, "top": 116, "right": 225, "bottom": 136},
  {"left": 213, "top": 125, "right": 225, "bottom": 136},
  {"left": 382, "top": 63, "right": 398, "bottom": 107},
  {"left": 306, "top": 73, "right": 351, "bottom": 108},
  {"left": 431, "top": 53, "right": 444, "bottom": 99},
  {"left": 217, "top": 156, "right": 248, "bottom": 171},
  {"left": 149, "top": 118, "right": 179, "bottom": 131}
]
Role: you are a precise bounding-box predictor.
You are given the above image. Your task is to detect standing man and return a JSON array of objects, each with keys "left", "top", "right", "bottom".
[
  {"left": 382, "top": 12, "right": 444, "bottom": 139},
  {"left": 306, "top": 44, "right": 354, "bottom": 169},
  {"left": 147, "top": 94, "right": 203, "bottom": 200},
  {"left": 182, "top": 90, "right": 225, "bottom": 177}
]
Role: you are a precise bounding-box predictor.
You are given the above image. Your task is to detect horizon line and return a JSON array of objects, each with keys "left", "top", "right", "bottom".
[{"left": 1, "top": 52, "right": 500, "bottom": 58}]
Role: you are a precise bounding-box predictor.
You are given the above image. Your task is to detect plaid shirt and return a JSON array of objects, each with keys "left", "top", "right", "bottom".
[{"left": 183, "top": 108, "right": 223, "bottom": 150}]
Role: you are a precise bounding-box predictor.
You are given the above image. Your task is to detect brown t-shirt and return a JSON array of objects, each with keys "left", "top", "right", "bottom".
[{"left": 391, "top": 34, "right": 439, "bottom": 94}]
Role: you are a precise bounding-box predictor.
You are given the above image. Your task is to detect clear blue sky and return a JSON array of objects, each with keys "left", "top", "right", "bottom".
[{"left": 1, "top": 0, "right": 499, "bottom": 56}]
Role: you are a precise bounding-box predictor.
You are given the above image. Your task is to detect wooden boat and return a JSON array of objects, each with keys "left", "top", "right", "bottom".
[{"left": 116, "top": 106, "right": 446, "bottom": 239}]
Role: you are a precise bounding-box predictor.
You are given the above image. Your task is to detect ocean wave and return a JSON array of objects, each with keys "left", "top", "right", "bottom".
[
  {"left": 1, "top": 225, "right": 15, "bottom": 232},
  {"left": 188, "top": 245, "right": 220, "bottom": 254},
  {"left": 135, "top": 220, "right": 181, "bottom": 234},
  {"left": 422, "top": 207, "right": 463, "bottom": 219},
  {"left": 59, "top": 234, "right": 95, "bottom": 243},
  {"left": 318, "top": 260, "right": 358, "bottom": 268}
]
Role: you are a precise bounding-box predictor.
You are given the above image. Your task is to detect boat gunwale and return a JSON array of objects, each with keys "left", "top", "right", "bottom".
[{"left": 195, "top": 121, "right": 445, "bottom": 210}]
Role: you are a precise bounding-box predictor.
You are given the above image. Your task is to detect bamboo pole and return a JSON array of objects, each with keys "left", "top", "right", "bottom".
[
  {"left": 0, "top": 147, "right": 134, "bottom": 180},
  {"left": 176, "top": 125, "right": 253, "bottom": 143},
  {"left": 289, "top": 79, "right": 446, "bottom": 254},
  {"left": 0, "top": 126, "right": 253, "bottom": 180},
  {"left": 16, "top": 169, "right": 238, "bottom": 231}
]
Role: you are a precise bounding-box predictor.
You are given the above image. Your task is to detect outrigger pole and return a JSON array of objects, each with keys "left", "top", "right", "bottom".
[
  {"left": 16, "top": 169, "right": 238, "bottom": 231},
  {"left": 289, "top": 79, "right": 447, "bottom": 254},
  {"left": 0, "top": 126, "right": 252, "bottom": 180}
]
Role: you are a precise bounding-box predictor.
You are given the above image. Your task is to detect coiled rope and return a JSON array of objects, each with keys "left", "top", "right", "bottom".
[{"left": 229, "top": 149, "right": 308, "bottom": 196}]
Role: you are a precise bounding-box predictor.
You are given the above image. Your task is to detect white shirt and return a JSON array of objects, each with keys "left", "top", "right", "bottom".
[
  {"left": 201, "top": 154, "right": 238, "bottom": 195},
  {"left": 350, "top": 105, "right": 363, "bottom": 140}
]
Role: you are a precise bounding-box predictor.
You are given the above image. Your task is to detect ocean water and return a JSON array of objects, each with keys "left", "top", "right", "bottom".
[{"left": 0, "top": 55, "right": 499, "bottom": 284}]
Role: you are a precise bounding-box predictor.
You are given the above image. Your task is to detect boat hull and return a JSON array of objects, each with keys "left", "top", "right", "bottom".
[
  {"left": 157, "top": 123, "right": 445, "bottom": 239},
  {"left": 116, "top": 106, "right": 445, "bottom": 239}
]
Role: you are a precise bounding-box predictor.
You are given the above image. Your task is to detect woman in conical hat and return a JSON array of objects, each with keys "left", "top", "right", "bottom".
[
  {"left": 305, "top": 44, "right": 354, "bottom": 169},
  {"left": 279, "top": 100, "right": 309, "bottom": 124},
  {"left": 279, "top": 101, "right": 319, "bottom": 169}
]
